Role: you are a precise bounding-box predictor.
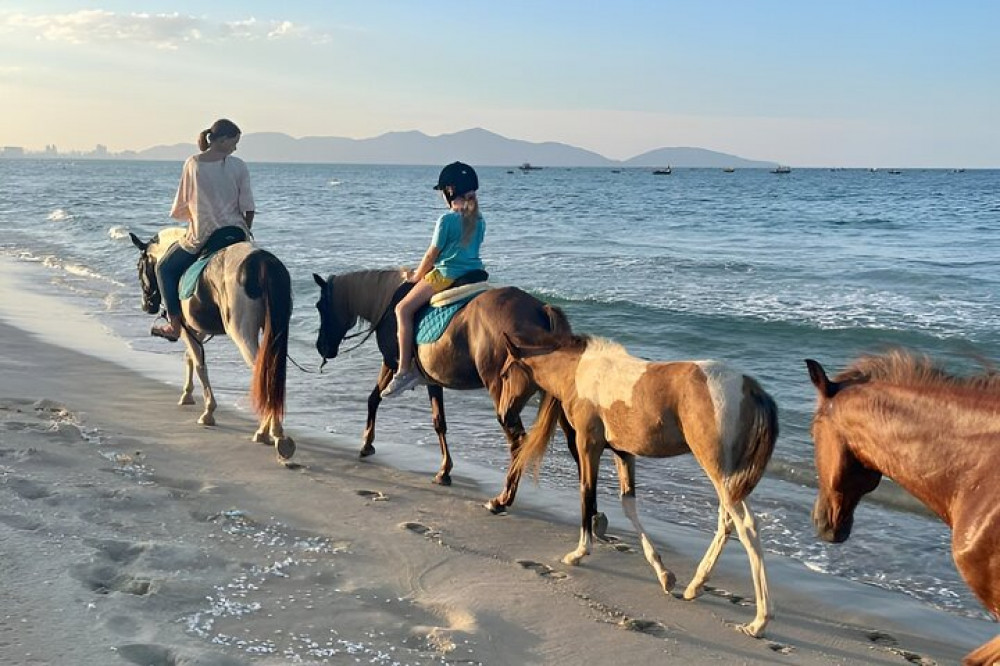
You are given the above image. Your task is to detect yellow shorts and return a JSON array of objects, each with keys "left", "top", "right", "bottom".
[{"left": 423, "top": 268, "right": 455, "bottom": 293}]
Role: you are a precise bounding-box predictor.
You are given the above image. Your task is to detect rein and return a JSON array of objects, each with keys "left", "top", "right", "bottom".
[{"left": 334, "top": 301, "right": 394, "bottom": 356}]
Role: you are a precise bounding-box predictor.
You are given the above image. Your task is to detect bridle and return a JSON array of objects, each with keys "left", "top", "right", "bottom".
[{"left": 136, "top": 251, "right": 161, "bottom": 314}]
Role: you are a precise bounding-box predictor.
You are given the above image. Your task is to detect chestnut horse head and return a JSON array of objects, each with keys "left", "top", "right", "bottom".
[
  {"left": 805, "top": 358, "right": 882, "bottom": 543},
  {"left": 805, "top": 351, "right": 1000, "bottom": 665}
]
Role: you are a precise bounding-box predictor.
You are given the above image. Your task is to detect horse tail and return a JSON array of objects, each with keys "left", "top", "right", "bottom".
[
  {"left": 725, "top": 377, "right": 779, "bottom": 503},
  {"left": 510, "top": 391, "right": 563, "bottom": 479},
  {"left": 242, "top": 250, "right": 292, "bottom": 422},
  {"left": 543, "top": 303, "right": 572, "bottom": 338}
]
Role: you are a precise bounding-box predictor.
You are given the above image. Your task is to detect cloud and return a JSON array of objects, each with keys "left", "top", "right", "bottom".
[{"left": 0, "top": 10, "right": 322, "bottom": 50}]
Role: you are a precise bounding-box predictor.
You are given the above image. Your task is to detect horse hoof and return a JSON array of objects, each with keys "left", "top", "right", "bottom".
[
  {"left": 484, "top": 498, "right": 506, "bottom": 514},
  {"left": 735, "top": 622, "right": 765, "bottom": 638},
  {"left": 433, "top": 473, "right": 452, "bottom": 486},
  {"left": 252, "top": 432, "right": 269, "bottom": 444},
  {"left": 561, "top": 553, "right": 583, "bottom": 566},
  {"left": 359, "top": 444, "right": 376, "bottom": 458},
  {"left": 275, "top": 437, "right": 295, "bottom": 460},
  {"left": 683, "top": 583, "right": 703, "bottom": 600},
  {"left": 198, "top": 414, "right": 216, "bottom": 426},
  {"left": 592, "top": 512, "right": 608, "bottom": 540},
  {"left": 178, "top": 395, "right": 195, "bottom": 406},
  {"left": 659, "top": 570, "right": 677, "bottom": 593}
]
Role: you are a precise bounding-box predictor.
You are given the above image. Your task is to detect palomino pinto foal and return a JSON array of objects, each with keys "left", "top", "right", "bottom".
[
  {"left": 504, "top": 334, "right": 778, "bottom": 637},
  {"left": 806, "top": 352, "right": 1000, "bottom": 666},
  {"left": 130, "top": 228, "right": 294, "bottom": 461}
]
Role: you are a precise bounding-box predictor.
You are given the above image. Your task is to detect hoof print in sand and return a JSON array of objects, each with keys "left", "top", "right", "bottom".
[
  {"left": 864, "top": 632, "right": 936, "bottom": 665},
  {"left": 7, "top": 478, "right": 54, "bottom": 500},
  {"left": 705, "top": 585, "right": 750, "bottom": 606},
  {"left": 766, "top": 640, "right": 795, "bottom": 654},
  {"left": 116, "top": 643, "right": 176, "bottom": 666},
  {"left": 356, "top": 489, "right": 389, "bottom": 501},
  {"left": 0, "top": 513, "right": 42, "bottom": 531},
  {"left": 865, "top": 629, "right": 899, "bottom": 646},
  {"left": 617, "top": 617, "right": 669, "bottom": 638},
  {"left": 73, "top": 563, "right": 152, "bottom": 596},
  {"left": 400, "top": 521, "right": 441, "bottom": 540},
  {"left": 516, "top": 559, "right": 568, "bottom": 579}
]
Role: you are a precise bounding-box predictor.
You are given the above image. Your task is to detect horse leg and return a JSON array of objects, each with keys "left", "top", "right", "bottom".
[
  {"left": 963, "top": 635, "right": 1000, "bottom": 666},
  {"left": 427, "top": 384, "right": 452, "bottom": 486},
  {"left": 684, "top": 503, "right": 734, "bottom": 600},
  {"left": 951, "top": 524, "right": 1000, "bottom": 666},
  {"left": 485, "top": 389, "right": 531, "bottom": 513},
  {"left": 563, "top": 441, "right": 601, "bottom": 566},
  {"left": 361, "top": 363, "right": 393, "bottom": 457},
  {"left": 723, "top": 499, "right": 772, "bottom": 638},
  {"left": 179, "top": 351, "right": 196, "bottom": 405},
  {"left": 613, "top": 452, "right": 676, "bottom": 592},
  {"left": 184, "top": 337, "right": 216, "bottom": 426},
  {"left": 228, "top": 314, "right": 279, "bottom": 449}
]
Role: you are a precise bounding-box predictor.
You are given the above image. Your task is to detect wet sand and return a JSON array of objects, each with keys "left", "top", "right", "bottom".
[{"left": 0, "top": 257, "right": 996, "bottom": 664}]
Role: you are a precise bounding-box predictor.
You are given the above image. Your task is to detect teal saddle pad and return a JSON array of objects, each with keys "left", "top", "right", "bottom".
[
  {"left": 414, "top": 293, "right": 481, "bottom": 344},
  {"left": 179, "top": 253, "right": 215, "bottom": 300},
  {"left": 179, "top": 228, "right": 249, "bottom": 300}
]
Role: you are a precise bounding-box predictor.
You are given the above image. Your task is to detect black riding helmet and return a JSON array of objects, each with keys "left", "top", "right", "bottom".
[{"left": 433, "top": 161, "right": 478, "bottom": 200}]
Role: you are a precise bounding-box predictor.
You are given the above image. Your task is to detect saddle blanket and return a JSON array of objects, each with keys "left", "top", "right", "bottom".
[
  {"left": 415, "top": 282, "right": 491, "bottom": 344},
  {"left": 179, "top": 253, "right": 215, "bottom": 300},
  {"left": 179, "top": 229, "right": 250, "bottom": 300}
]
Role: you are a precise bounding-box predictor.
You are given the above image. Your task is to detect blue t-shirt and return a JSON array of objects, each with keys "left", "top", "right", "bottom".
[{"left": 430, "top": 211, "right": 485, "bottom": 279}]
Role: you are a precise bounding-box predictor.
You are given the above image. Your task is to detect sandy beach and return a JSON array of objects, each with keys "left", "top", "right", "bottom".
[{"left": 1, "top": 257, "right": 997, "bottom": 665}]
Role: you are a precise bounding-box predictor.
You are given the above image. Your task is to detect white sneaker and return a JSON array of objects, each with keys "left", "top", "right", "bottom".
[{"left": 381, "top": 369, "right": 421, "bottom": 398}]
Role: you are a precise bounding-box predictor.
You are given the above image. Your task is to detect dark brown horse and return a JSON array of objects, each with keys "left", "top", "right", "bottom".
[
  {"left": 504, "top": 332, "right": 778, "bottom": 637},
  {"left": 312, "top": 269, "right": 572, "bottom": 511},
  {"left": 806, "top": 351, "right": 1000, "bottom": 666},
  {"left": 131, "top": 228, "right": 294, "bottom": 461}
]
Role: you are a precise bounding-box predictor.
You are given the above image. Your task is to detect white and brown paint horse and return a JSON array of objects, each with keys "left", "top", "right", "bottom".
[
  {"left": 806, "top": 352, "right": 1000, "bottom": 666},
  {"left": 503, "top": 333, "right": 778, "bottom": 637},
  {"left": 130, "top": 228, "right": 294, "bottom": 461}
]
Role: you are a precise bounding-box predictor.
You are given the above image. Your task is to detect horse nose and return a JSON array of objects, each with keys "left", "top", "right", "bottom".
[{"left": 812, "top": 512, "right": 850, "bottom": 543}]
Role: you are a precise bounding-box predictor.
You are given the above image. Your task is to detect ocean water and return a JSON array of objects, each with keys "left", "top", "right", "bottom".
[{"left": 1, "top": 159, "right": 997, "bottom": 621}]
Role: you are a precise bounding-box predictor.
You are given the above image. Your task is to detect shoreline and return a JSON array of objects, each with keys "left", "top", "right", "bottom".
[{"left": 1, "top": 255, "right": 996, "bottom": 664}]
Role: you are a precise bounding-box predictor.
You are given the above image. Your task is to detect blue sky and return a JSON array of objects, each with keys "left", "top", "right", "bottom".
[{"left": 1, "top": 2, "right": 997, "bottom": 166}]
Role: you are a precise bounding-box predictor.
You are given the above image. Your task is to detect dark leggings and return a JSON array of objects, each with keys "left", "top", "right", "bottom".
[{"left": 155, "top": 242, "right": 197, "bottom": 318}]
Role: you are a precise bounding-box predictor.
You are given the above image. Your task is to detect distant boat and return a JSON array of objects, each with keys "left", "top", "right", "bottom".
[
  {"left": 610, "top": 169, "right": 621, "bottom": 174},
  {"left": 518, "top": 162, "right": 543, "bottom": 171},
  {"left": 652, "top": 166, "right": 672, "bottom": 175},
  {"left": 771, "top": 165, "right": 791, "bottom": 174},
  {"left": 887, "top": 169, "right": 902, "bottom": 175},
  {"left": 723, "top": 167, "right": 735, "bottom": 173}
]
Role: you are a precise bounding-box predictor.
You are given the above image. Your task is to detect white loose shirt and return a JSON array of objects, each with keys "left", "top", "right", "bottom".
[{"left": 170, "top": 154, "right": 254, "bottom": 252}]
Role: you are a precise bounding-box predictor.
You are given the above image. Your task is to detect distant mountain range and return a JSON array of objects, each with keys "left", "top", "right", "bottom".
[{"left": 137, "top": 127, "right": 778, "bottom": 168}]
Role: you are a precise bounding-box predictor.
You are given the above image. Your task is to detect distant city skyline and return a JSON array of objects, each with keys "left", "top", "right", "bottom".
[{"left": 2, "top": 2, "right": 997, "bottom": 167}]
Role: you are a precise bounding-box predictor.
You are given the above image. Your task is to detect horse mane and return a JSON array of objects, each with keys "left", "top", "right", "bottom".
[
  {"left": 838, "top": 349, "right": 1000, "bottom": 394},
  {"left": 333, "top": 268, "right": 406, "bottom": 325},
  {"left": 148, "top": 227, "right": 187, "bottom": 259},
  {"left": 580, "top": 335, "right": 630, "bottom": 357}
]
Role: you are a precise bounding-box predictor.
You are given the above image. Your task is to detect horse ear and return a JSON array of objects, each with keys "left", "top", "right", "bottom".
[
  {"left": 805, "top": 359, "right": 834, "bottom": 397},
  {"left": 503, "top": 332, "right": 523, "bottom": 360},
  {"left": 129, "top": 232, "right": 147, "bottom": 251},
  {"left": 313, "top": 273, "right": 327, "bottom": 288}
]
